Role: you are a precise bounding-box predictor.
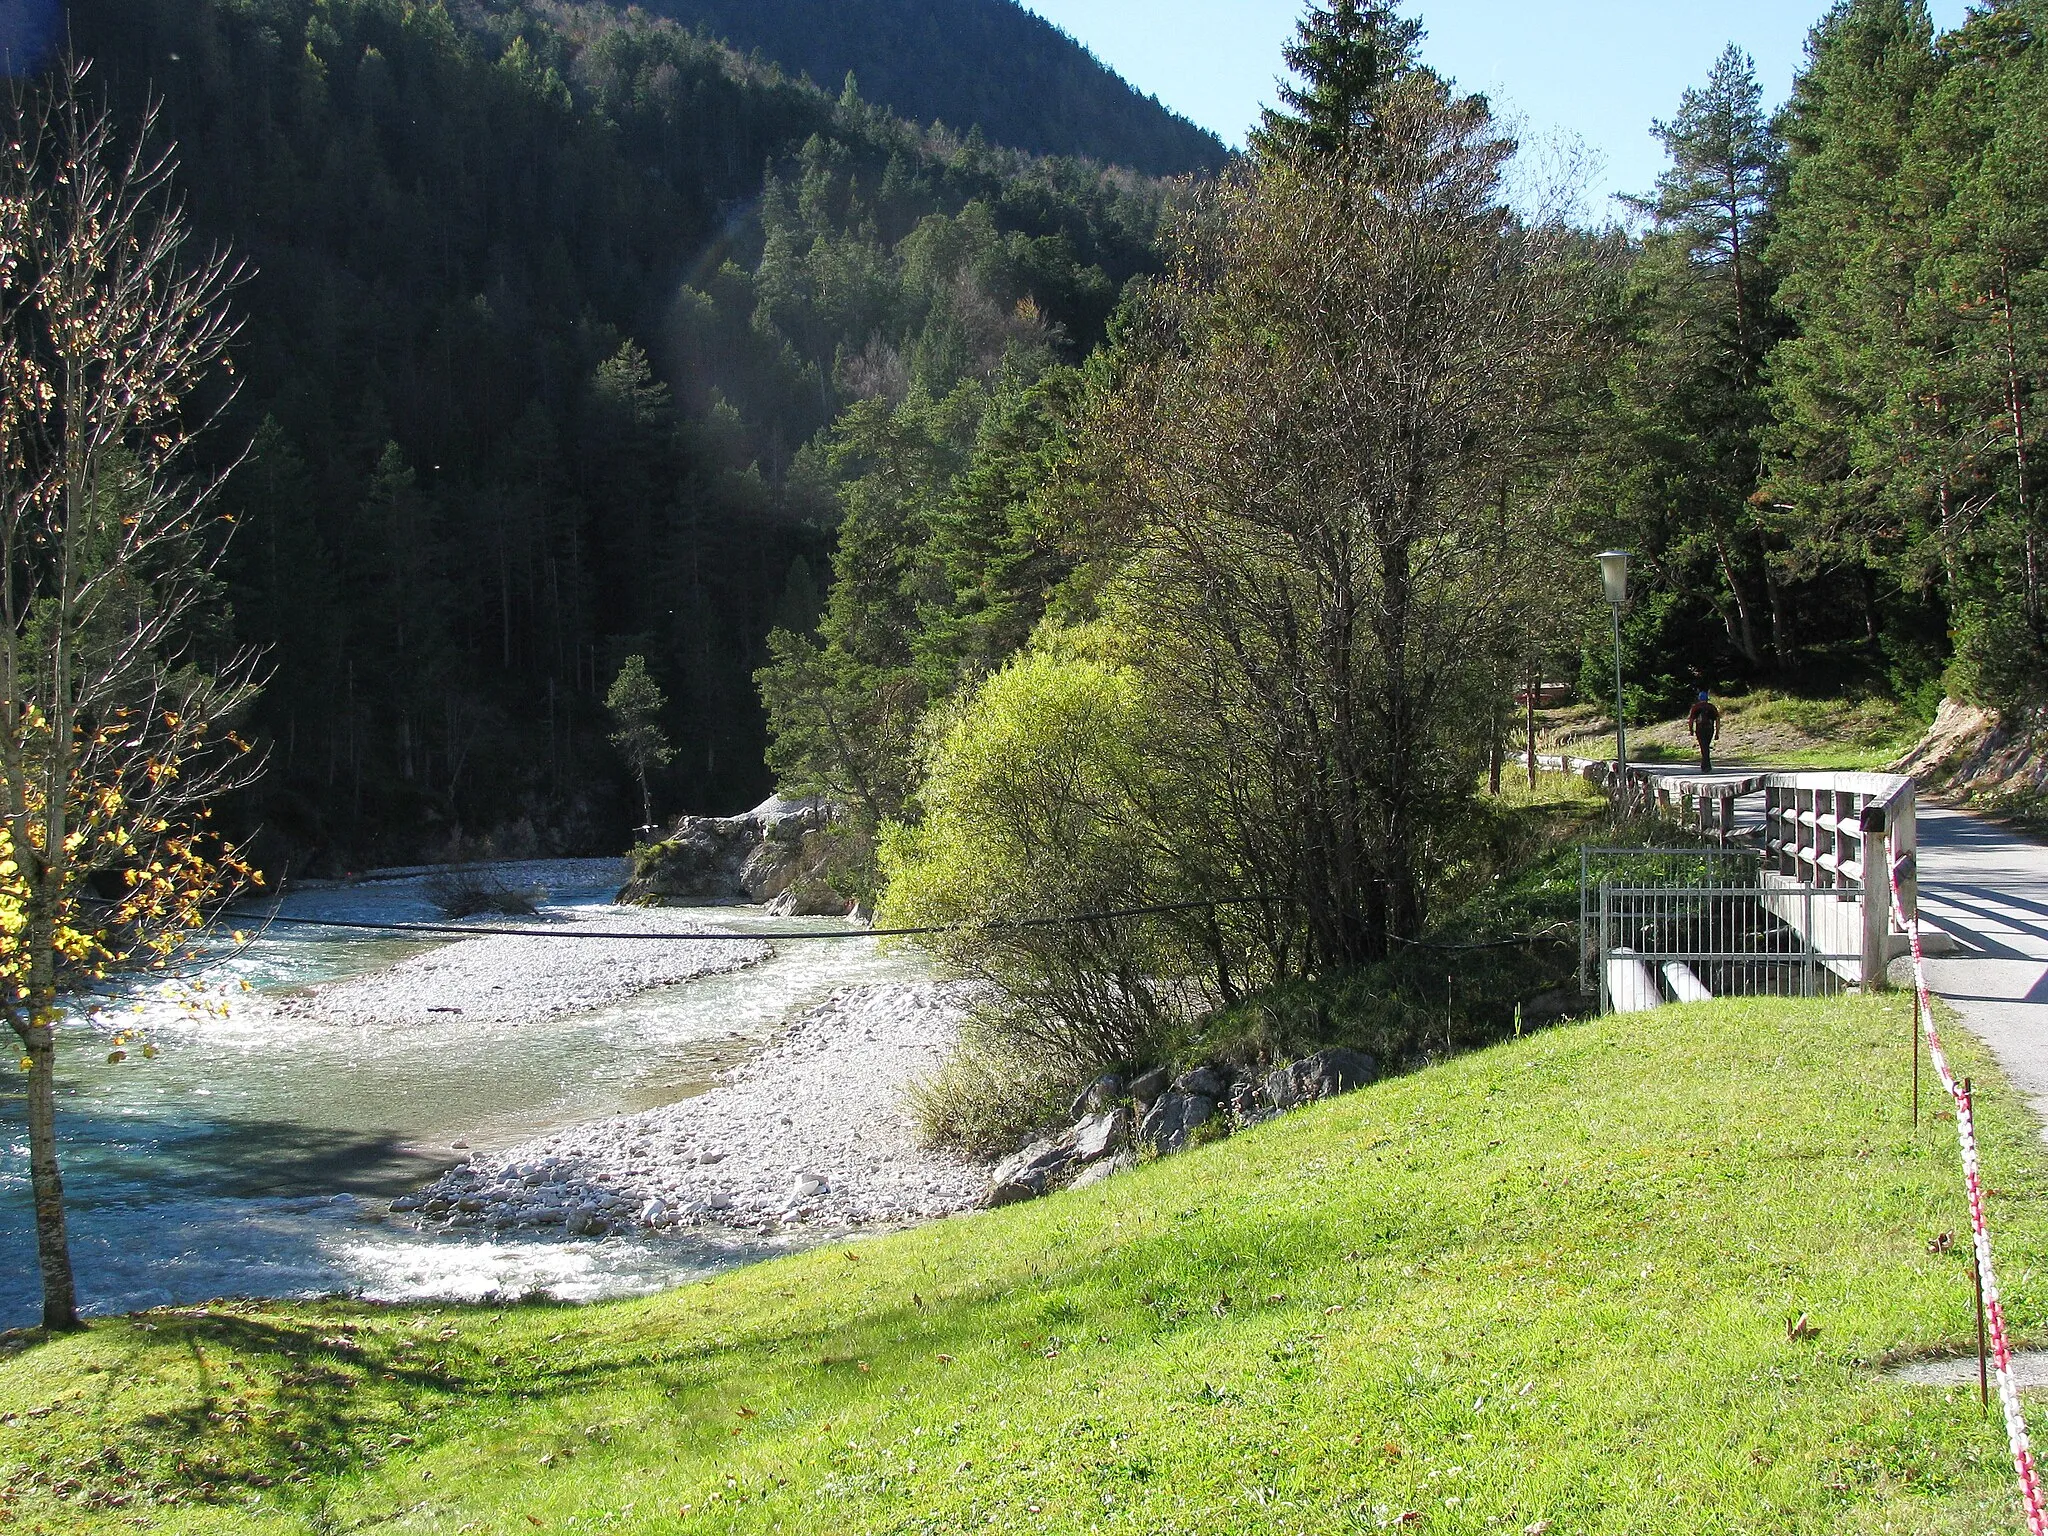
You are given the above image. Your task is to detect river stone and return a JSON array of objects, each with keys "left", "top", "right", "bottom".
[
  {"left": 792, "top": 1172, "right": 829, "bottom": 1200},
  {"left": 986, "top": 1137, "right": 1078, "bottom": 1206},
  {"left": 1070, "top": 1074, "right": 1124, "bottom": 1121},
  {"left": 1129, "top": 1067, "right": 1170, "bottom": 1107},
  {"left": 1069, "top": 1158, "right": 1119, "bottom": 1192}
]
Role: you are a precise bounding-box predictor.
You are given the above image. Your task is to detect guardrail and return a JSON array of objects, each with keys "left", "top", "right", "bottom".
[{"left": 1548, "top": 754, "right": 1916, "bottom": 992}]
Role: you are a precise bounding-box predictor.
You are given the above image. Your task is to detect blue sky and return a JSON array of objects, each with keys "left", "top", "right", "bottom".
[{"left": 1023, "top": 1, "right": 1973, "bottom": 208}]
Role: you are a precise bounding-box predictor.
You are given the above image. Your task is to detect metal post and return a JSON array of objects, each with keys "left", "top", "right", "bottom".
[
  {"left": 1611, "top": 601, "right": 1627, "bottom": 810},
  {"left": 1802, "top": 890, "right": 1816, "bottom": 997},
  {"left": 1580, "top": 845, "right": 1590, "bottom": 994}
]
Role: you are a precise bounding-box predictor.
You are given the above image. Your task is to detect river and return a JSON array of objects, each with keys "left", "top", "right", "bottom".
[{"left": 0, "top": 860, "right": 930, "bottom": 1330}]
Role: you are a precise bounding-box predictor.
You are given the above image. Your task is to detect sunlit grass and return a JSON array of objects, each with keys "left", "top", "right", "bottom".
[
  {"left": 2, "top": 992, "right": 2040, "bottom": 1533},
  {"left": 1543, "top": 688, "right": 1926, "bottom": 773}
]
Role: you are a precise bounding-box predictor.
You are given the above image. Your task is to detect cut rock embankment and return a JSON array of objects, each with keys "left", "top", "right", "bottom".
[{"left": 398, "top": 982, "right": 984, "bottom": 1236}]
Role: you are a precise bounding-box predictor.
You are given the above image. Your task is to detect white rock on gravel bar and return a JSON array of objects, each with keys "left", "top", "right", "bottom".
[
  {"left": 249, "top": 904, "right": 770, "bottom": 1029},
  {"left": 405, "top": 981, "right": 985, "bottom": 1236}
]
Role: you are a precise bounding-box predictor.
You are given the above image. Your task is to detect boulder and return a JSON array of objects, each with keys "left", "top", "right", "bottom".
[
  {"left": 1172, "top": 1065, "right": 1228, "bottom": 1101},
  {"left": 1263, "top": 1047, "right": 1378, "bottom": 1113},
  {"left": 986, "top": 1137, "right": 1077, "bottom": 1206},
  {"left": 618, "top": 797, "right": 840, "bottom": 907},
  {"left": 1137, "top": 1092, "right": 1215, "bottom": 1154},
  {"left": 1070, "top": 1074, "right": 1124, "bottom": 1121},
  {"left": 1228, "top": 1078, "right": 1270, "bottom": 1128},
  {"left": 1069, "top": 1155, "right": 1132, "bottom": 1192},
  {"left": 764, "top": 877, "right": 853, "bottom": 918},
  {"left": 1072, "top": 1108, "right": 1129, "bottom": 1163},
  {"left": 1129, "top": 1067, "right": 1170, "bottom": 1108}
]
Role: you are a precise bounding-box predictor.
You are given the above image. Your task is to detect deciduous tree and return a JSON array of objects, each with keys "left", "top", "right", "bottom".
[{"left": 1, "top": 63, "right": 263, "bottom": 1331}]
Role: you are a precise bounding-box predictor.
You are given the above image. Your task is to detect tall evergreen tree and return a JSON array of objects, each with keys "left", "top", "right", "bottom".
[
  {"left": 1251, "top": 0, "right": 1426, "bottom": 162},
  {"left": 1632, "top": 44, "right": 1784, "bottom": 366},
  {"left": 1765, "top": 1, "right": 1945, "bottom": 670},
  {"left": 607, "top": 656, "right": 674, "bottom": 830},
  {"left": 1602, "top": 45, "right": 1794, "bottom": 674}
]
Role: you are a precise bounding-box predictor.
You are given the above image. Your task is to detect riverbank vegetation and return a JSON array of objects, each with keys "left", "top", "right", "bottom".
[
  {"left": 755, "top": 0, "right": 2048, "bottom": 1140},
  {"left": 1, "top": 991, "right": 2038, "bottom": 1532}
]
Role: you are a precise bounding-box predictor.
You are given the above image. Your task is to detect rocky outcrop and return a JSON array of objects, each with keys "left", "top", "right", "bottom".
[
  {"left": 982, "top": 1047, "right": 1383, "bottom": 1207},
  {"left": 1890, "top": 697, "right": 2048, "bottom": 806},
  {"left": 617, "top": 796, "right": 852, "bottom": 914}
]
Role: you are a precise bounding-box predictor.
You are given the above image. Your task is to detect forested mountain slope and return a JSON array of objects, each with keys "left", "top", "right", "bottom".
[
  {"left": 635, "top": 0, "right": 1229, "bottom": 176},
  {"left": 58, "top": 0, "right": 1178, "bottom": 869}
]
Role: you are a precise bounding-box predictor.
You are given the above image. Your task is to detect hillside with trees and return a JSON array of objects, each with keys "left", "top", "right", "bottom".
[
  {"left": 637, "top": 0, "right": 1229, "bottom": 176},
  {"left": 57, "top": 0, "right": 1182, "bottom": 869},
  {"left": 756, "top": 0, "right": 2048, "bottom": 1137}
]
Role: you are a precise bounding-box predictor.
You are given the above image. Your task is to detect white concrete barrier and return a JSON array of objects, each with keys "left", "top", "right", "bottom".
[
  {"left": 1662, "top": 961, "right": 1713, "bottom": 1003},
  {"left": 1606, "top": 947, "right": 1663, "bottom": 1013}
]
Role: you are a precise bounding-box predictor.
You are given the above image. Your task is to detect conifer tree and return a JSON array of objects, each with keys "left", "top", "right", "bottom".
[
  {"left": 1633, "top": 44, "right": 1782, "bottom": 369},
  {"left": 606, "top": 656, "right": 673, "bottom": 831},
  {"left": 1252, "top": 0, "right": 1425, "bottom": 163}
]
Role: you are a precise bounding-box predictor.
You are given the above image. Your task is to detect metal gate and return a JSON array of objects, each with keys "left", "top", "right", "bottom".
[
  {"left": 1580, "top": 847, "right": 1859, "bottom": 1012},
  {"left": 1594, "top": 881, "right": 1854, "bottom": 1013}
]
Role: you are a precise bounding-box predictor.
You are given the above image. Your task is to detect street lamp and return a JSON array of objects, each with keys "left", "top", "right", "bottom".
[{"left": 1598, "top": 551, "right": 1631, "bottom": 804}]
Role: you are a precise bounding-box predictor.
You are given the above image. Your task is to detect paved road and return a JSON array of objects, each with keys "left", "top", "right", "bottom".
[
  {"left": 1911, "top": 804, "right": 2048, "bottom": 1135},
  {"left": 1619, "top": 767, "right": 2048, "bottom": 1128}
]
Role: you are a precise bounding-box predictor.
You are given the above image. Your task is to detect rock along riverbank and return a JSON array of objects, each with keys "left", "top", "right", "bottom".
[{"left": 399, "top": 981, "right": 984, "bottom": 1237}]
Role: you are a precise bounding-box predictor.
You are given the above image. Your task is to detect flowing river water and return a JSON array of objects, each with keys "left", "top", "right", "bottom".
[{"left": 0, "top": 859, "right": 931, "bottom": 1329}]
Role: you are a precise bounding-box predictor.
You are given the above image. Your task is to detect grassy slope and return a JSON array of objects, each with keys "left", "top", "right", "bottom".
[
  {"left": 4, "top": 995, "right": 2046, "bottom": 1533},
  {"left": 1541, "top": 690, "right": 1924, "bottom": 772}
]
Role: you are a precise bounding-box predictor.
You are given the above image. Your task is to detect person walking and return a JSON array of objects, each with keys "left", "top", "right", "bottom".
[{"left": 1686, "top": 690, "right": 1721, "bottom": 773}]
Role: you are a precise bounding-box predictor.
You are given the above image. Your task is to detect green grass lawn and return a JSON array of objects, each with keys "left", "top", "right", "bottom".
[{"left": 5, "top": 993, "right": 2045, "bottom": 1534}]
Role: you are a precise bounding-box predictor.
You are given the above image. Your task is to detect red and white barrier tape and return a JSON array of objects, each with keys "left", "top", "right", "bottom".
[{"left": 1889, "top": 854, "right": 2048, "bottom": 1533}]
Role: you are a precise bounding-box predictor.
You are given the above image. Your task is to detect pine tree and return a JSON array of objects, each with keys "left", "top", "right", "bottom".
[
  {"left": 606, "top": 656, "right": 674, "bottom": 831},
  {"left": 1615, "top": 45, "right": 1793, "bottom": 669},
  {"left": 1251, "top": 0, "right": 1425, "bottom": 163},
  {"left": 1631, "top": 44, "right": 1783, "bottom": 368},
  {"left": 1765, "top": 1, "right": 1944, "bottom": 659}
]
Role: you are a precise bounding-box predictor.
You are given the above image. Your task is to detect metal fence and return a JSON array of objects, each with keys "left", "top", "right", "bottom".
[
  {"left": 1578, "top": 846, "right": 1763, "bottom": 993},
  {"left": 1594, "top": 881, "right": 1856, "bottom": 1013}
]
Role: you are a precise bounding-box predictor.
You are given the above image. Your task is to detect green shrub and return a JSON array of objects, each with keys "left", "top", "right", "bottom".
[{"left": 905, "top": 1007, "right": 1092, "bottom": 1157}]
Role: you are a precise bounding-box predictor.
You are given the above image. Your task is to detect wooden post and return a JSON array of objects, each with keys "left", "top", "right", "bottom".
[
  {"left": 1969, "top": 1079, "right": 1988, "bottom": 1412},
  {"left": 1860, "top": 803, "right": 1891, "bottom": 992},
  {"left": 1526, "top": 661, "right": 1538, "bottom": 791}
]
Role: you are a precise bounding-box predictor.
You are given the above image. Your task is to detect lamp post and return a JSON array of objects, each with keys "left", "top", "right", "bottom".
[{"left": 1598, "top": 551, "right": 1631, "bottom": 809}]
